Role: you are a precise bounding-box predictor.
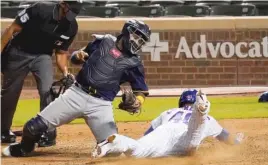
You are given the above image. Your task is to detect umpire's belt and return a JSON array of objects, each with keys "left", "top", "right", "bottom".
[{"left": 74, "top": 82, "right": 102, "bottom": 99}]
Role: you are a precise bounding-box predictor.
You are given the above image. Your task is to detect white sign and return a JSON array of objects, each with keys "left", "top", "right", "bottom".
[
  {"left": 142, "top": 33, "right": 169, "bottom": 61},
  {"left": 176, "top": 35, "right": 268, "bottom": 58},
  {"left": 142, "top": 33, "right": 268, "bottom": 60}
]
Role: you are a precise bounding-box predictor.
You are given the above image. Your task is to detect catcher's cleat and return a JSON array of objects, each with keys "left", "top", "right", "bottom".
[
  {"left": 1, "top": 130, "right": 16, "bottom": 144},
  {"left": 37, "top": 131, "right": 56, "bottom": 148},
  {"left": 38, "top": 139, "right": 56, "bottom": 148},
  {"left": 91, "top": 135, "right": 116, "bottom": 158},
  {"left": 2, "top": 143, "right": 27, "bottom": 157},
  {"left": 195, "top": 90, "right": 210, "bottom": 114}
]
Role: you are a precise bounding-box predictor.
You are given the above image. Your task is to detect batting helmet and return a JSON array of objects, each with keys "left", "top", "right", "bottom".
[
  {"left": 258, "top": 91, "right": 268, "bottom": 103},
  {"left": 179, "top": 89, "right": 198, "bottom": 108}
]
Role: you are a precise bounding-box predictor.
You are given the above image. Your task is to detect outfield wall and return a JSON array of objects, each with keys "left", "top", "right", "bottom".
[{"left": 1, "top": 17, "right": 268, "bottom": 88}]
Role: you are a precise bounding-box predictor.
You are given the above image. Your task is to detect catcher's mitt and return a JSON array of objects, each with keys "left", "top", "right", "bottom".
[{"left": 118, "top": 90, "right": 142, "bottom": 114}]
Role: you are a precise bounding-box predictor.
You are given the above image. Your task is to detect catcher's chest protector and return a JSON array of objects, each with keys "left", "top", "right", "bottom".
[{"left": 81, "top": 35, "right": 141, "bottom": 90}]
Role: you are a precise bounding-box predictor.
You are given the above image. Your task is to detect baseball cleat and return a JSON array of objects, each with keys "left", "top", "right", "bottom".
[
  {"left": 38, "top": 131, "right": 57, "bottom": 148},
  {"left": 195, "top": 90, "right": 210, "bottom": 114},
  {"left": 2, "top": 143, "right": 27, "bottom": 157},
  {"left": 91, "top": 135, "right": 116, "bottom": 158},
  {"left": 1, "top": 130, "right": 16, "bottom": 144},
  {"left": 2, "top": 145, "right": 12, "bottom": 157}
]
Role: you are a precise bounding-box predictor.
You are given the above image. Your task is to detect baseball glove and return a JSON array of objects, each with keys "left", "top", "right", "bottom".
[{"left": 118, "top": 90, "right": 141, "bottom": 115}]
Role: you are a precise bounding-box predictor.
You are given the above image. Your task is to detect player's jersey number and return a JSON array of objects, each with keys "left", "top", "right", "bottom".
[
  {"left": 169, "top": 110, "right": 192, "bottom": 124},
  {"left": 18, "top": 9, "right": 30, "bottom": 23}
]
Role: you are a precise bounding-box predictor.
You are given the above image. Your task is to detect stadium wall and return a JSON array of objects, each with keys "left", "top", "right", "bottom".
[{"left": 1, "top": 17, "right": 268, "bottom": 88}]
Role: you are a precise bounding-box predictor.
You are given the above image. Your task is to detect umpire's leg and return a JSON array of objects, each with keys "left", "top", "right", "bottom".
[
  {"left": 30, "top": 54, "right": 55, "bottom": 147},
  {"left": 30, "top": 54, "right": 53, "bottom": 111},
  {"left": 1, "top": 47, "right": 31, "bottom": 143},
  {"left": 1, "top": 70, "right": 29, "bottom": 140}
]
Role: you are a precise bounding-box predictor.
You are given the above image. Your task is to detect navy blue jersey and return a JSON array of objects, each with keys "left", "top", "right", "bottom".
[{"left": 72, "top": 35, "right": 148, "bottom": 101}]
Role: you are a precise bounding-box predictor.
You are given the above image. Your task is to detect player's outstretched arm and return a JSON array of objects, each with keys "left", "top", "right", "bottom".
[
  {"left": 216, "top": 129, "right": 244, "bottom": 145},
  {"left": 121, "top": 65, "right": 149, "bottom": 113}
]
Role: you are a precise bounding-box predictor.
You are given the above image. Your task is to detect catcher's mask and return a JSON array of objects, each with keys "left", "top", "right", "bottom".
[
  {"left": 121, "top": 19, "right": 151, "bottom": 54},
  {"left": 50, "top": 76, "right": 74, "bottom": 101}
]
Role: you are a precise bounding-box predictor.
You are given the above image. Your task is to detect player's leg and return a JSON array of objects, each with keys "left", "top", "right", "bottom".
[
  {"left": 1, "top": 47, "right": 31, "bottom": 143},
  {"left": 92, "top": 133, "right": 142, "bottom": 158},
  {"left": 180, "top": 91, "right": 210, "bottom": 155},
  {"left": 2, "top": 85, "right": 88, "bottom": 157},
  {"left": 84, "top": 96, "right": 146, "bottom": 158},
  {"left": 30, "top": 54, "right": 56, "bottom": 147},
  {"left": 83, "top": 96, "right": 118, "bottom": 144}
]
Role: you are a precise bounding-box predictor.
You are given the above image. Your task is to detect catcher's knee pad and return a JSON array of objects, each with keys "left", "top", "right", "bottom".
[
  {"left": 21, "top": 116, "right": 48, "bottom": 152},
  {"left": 23, "top": 116, "right": 48, "bottom": 140}
]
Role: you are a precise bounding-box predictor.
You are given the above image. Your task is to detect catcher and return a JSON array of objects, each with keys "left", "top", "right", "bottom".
[{"left": 2, "top": 19, "right": 151, "bottom": 157}]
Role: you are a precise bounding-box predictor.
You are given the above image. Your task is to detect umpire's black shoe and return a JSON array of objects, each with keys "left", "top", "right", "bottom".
[
  {"left": 2, "top": 143, "right": 27, "bottom": 157},
  {"left": 1, "top": 130, "right": 16, "bottom": 143},
  {"left": 37, "top": 131, "right": 56, "bottom": 147}
]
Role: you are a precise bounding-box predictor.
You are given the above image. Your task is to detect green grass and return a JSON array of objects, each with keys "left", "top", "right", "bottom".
[{"left": 12, "top": 96, "right": 268, "bottom": 127}]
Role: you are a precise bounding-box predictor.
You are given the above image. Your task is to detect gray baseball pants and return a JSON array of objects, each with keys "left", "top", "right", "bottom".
[
  {"left": 1, "top": 46, "right": 54, "bottom": 132},
  {"left": 39, "top": 84, "right": 118, "bottom": 143}
]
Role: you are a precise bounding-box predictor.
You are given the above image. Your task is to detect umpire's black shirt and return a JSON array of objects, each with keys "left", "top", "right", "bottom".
[{"left": 10, "top": 2, "right": 78, "bottom": 55}]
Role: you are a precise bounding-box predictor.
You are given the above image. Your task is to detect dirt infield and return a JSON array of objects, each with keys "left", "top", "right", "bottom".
[
  {"left": 2, "top": 118, "right": 268, "bottom": 165},
  {"left": 2, "top": 88, "right": 267, "bottom": 164}
]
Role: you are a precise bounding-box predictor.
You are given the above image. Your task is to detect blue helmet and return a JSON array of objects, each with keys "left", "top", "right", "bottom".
[
  {"left": 259, "top": 91, "right": 268, "bottom": 102},
  {"left": 179, "top": 89, "right": 198, "bottom": 108},
  {"left": 120, "top": 19, "right": 151, "bottom": 54}
]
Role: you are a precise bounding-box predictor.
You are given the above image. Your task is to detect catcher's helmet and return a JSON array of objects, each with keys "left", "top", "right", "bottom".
[
  {"left": 120, "top": 19, "right": 151, "bottom": 54},
  {"left": 258, "top": 91, "right": 268, "bottom": 103},
  {"left": 179, "top": 89, "right": 198, "bottom": 108},
  {"left": 49, "top": 76, "right": 74, "bottom": 101}
]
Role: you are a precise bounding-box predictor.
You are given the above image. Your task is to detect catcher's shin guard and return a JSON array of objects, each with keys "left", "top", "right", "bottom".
[
  {"left": 20, "top": 116, "right": 49, "bottom": 153},
  {"left": 38, "top": 130, "right": 57, "bottom": 147}
]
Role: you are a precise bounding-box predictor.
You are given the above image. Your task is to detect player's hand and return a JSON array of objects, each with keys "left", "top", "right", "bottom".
[
  {"left": 62, "top": 73, "right": 75, "bottom": 87},
  {"left": 65, "top": 73, "right": 75, "bottom": 81},
  {"left": 75, "top": 50, "right": 89, "bottom": 62}
]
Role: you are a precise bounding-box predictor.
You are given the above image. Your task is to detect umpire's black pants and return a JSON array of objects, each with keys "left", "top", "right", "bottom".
[{"left": 1, "top": 46, "right": 54, "bottom": 132}]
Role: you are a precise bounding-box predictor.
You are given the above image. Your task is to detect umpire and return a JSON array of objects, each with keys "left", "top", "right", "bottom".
[{"left": 1, "top": 0, "right": 82, "bottom": 147}]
